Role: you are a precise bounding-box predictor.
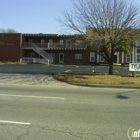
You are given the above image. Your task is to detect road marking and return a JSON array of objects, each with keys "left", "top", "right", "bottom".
[
  {"left": 65, "top": 69, "right": 71, "bottom": 72},
  {"left": 0, "top": 94, "right": 65, "bottom": 100},
  {"left": 0, "top": 120, "right": 30, "bottom": 125}
]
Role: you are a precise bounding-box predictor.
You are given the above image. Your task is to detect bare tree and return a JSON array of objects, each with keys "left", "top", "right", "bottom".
[
  {"left": 58, "top": 0, "right": 140, "bottom": 74},
  {"left": 0, "top": 28, "right": 17, "bottom": 33}
]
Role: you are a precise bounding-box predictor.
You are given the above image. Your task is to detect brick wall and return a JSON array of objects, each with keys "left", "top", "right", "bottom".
[{"left": 0, "top": 33, "right": 22, "bottom": 62}]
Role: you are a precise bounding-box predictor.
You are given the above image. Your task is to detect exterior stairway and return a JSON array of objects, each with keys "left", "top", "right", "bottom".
[{"left": 31, "top": 43, "right": 53, "bottom": 64}]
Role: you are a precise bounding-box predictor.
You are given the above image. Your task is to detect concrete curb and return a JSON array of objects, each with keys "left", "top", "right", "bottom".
[{"left": 68, "top": 82, "right": 140, "bottom": 89}]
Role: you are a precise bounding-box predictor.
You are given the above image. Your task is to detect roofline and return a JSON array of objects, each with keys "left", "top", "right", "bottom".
[
  {"left": 22, "top": 33, "right": 83, "bottom": 37},
  {"left": 0, "top": 33, "right": 22, "bottom": 34}
]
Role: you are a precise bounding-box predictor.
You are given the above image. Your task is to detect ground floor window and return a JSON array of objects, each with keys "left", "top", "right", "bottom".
[
  {"left": 90, "top": 52, "right": 95, "bottom": 62},
  {"left": 100, "top": 55, "right": 105, "bottom": 62},
  {"left": 28, "top": 52, "right": 34, "bottom": 57},
  {"left": 48, "top": 53, "right": 55, "bottom": 58},
  {"left": 137, "top": 54, "right": 140, "bottom": 62},
  {"left": 75, "top": 54, "right": 82, "bottom": 59},
  {"left": 126, "top": 54, "right": 131, "bottom": 63}
]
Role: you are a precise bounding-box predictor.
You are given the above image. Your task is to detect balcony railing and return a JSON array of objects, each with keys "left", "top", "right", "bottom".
[
  {"left": 22, "top": 57, "right": 52, "bottom": 64},
  {"left": 22, "top": 42, "right": 87, "bottom": 50}
]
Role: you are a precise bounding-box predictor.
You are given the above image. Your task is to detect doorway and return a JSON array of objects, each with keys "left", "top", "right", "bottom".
[
  {"left": 114, "top": 54, "right": 117, "bottom": 63},
  {"left": 59, "top": 53, "right": 64, "bottom": 63},
  {"left": 114, "top": 53, "right": 119, "bottom": 63}
]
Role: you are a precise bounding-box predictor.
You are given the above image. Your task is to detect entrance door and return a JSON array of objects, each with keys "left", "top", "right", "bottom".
[
  {"left": 59, "top": 53, "right": 64, "bottom": 63},
  {"left": 114, "top": 54, "right": 117, "bottom": 63}
]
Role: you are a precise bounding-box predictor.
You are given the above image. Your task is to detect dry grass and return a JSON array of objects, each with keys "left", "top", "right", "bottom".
[{"left": 54, "top": 72, "right": 140, "bottom": 86}]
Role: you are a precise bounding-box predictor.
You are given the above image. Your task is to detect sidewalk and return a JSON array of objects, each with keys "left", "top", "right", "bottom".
[{"left": 68, "top": 82, "right": 140, "bottom": 89}]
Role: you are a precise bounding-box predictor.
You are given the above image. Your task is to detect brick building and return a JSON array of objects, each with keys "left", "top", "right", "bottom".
[
  {"left": 0, "top": 33, "right": 22, "bottom": 62},
  {"left": 0, "top": 33, "right": 140, "bottom": 65}
]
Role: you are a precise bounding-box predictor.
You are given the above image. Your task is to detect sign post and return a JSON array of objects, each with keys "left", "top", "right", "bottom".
[
  {"left": 131, "top": 42, "right": 140, "bottom": 77},
  {"left": 131, "top": 47, "right": 137, "bottom": 77}
]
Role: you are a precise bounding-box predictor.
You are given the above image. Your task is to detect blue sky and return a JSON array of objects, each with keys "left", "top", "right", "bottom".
[{"left": 0, "top": 0, "right": 140, "bottom": 34}]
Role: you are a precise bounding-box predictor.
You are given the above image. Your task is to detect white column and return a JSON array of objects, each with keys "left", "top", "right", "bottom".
[
  {"left": 97, "top": 54, "right": 99, "bottom": 63},
  {"left": 132, "top": 47, "right": 137, "bottom": 63},
  {"left": 122, "top": 52, "right": 124, "bottom": 64},
  {"left": 134, "top": 47, "right": 137, "bottom": 63}
]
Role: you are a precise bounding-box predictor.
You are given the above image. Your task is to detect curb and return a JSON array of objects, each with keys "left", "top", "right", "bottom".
[{"left": 68, "top": 82, "right": 140, "bottom": 89}]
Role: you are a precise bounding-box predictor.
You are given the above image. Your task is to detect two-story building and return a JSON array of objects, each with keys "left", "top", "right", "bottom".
[{"left": 0, "top": 32, "right": 140, "bottom": 65}]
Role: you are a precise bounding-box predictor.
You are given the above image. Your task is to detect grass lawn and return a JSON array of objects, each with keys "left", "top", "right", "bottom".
[
  {"left": 0, "top": 61, "right": 23, "bottom": 64},
  {"left": 54, "top": 72, "right": 140, "bottom": 86}
]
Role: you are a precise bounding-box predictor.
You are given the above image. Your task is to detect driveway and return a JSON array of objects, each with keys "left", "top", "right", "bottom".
[
  {"left": 0, "top": 73, "right": 68, "bottom": 86},
  {"left": 0, "top": 64, "right": 132, "bottom": 86}
]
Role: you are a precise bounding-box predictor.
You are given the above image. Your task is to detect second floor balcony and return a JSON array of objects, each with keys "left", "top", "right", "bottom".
[{"left": 22, "top": 42, "right": 87, "bottom": 50}]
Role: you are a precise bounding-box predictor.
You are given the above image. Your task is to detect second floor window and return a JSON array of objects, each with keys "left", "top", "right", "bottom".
[
  {"left": 75, "top": 40, "right": 82, "bottom": 45},
  {"left": 49, "top": 39, "right": 53, "bottom": 45},
  {"left": 60, "top": 40, "right": 64, "bottom": 45},
  {"left": 29, "top": 39, "right": 33, "bottom": 44},
  {"left": 41, "top": 39, "right": 45, "bottom": 45}
]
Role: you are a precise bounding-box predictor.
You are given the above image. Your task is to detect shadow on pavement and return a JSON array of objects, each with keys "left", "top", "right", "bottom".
[{"left": 115, "top": 91, "right": 134, "bottom": 99}]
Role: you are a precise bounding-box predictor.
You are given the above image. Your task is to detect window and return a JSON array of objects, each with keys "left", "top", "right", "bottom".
[
  {"left": 126, "top": 54, "right": 131, "bottom": 63},
  {"left": 49, "top": 39, "right": 53, "bottom": 45},
  {"left": 75, "top": 54, "right": 82, "bottom": 59},
  {"left": 100, "top": 55, "right": 105, "bottom": 62},
  {"left": 90, "top": 52, "right": 95, "bottom": 62},
  {"left": 41, "top": 39, "right": 45, "bottom": 45},
  {"left": 28, "top": 52, "right": 34, "bottom": 57},
  {"left": 29, "top": 39, "right": 33, "bottom": 44},
  {"left": 136, "top": 41, "right": 140, "bottom": 47},
  {"left": 67, "top": 40, "right": 71, "bottom": 48},
  {"left": 60, "top": 40, "right": 64, "bottom": 45},
  {"left": 48, "top": 53, "right": 55, "bottom": 58},
  {"left": 6, "top": 43, "right": 14, "bottom": 45},
  {"left": 75, "top": 40, "right": 82, "bottom": 45},
  {"left": 137, "top": 54, "right": 140, "bottom": 62},
  {"left": 0, "top": 42, "right": 5, "bottom": 45}
]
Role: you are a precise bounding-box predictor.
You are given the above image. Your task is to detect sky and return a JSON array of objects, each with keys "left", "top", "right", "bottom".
[{"left": 0, "top": 0, "right": 140, "bottom": 34}]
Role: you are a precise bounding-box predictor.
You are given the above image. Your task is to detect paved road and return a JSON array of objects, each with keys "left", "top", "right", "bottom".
[
  {"left": 0, "top": 84, "right": 139, "bottom": 140},
  {"left": 0, "top": 64, "right": 131, "bottom": 74}
]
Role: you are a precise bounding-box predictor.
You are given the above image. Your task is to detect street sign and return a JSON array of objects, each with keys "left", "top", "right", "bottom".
[{"left": 129, "top": 63, "right": 140, "bottom": 71}]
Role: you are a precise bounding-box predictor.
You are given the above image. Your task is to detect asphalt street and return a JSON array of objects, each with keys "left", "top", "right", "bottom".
[
  {"left": 0, "top": 64, "right": 130, "bottom": 74},
  {"left": 0, "top": 84, "right": 139, "bottom": 140}
]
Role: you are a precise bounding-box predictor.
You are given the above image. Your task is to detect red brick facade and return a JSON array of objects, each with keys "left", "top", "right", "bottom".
[
  {"left": 0, "top": 33, "right": 140, "bottom": 65},
  {"left": 0, "top": 33, "right": 22, "bottom": 62}
]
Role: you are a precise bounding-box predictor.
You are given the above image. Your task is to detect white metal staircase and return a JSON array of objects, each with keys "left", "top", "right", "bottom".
[{"left": 31, "top": 43, "right": 53, "bottom": 64}]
